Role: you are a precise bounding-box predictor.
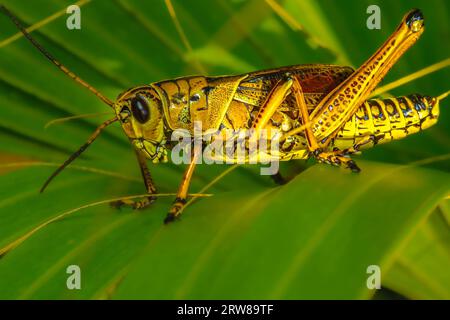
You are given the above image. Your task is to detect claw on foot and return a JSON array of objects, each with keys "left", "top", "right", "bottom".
[
  {"left": 346, "top": 160, "right": 361, "bottom": 173},
  {"left": 271, "top": 171, "right": 286, "bottom": 185},
  {"left": 164, "top": 198, "right": 187, "bottom": 224},
  {"left": 164, "top": 213, "right": 177, "bottom": 224},
  {"left": 110, "top": 196, "right": 156, "bottom": 210}
]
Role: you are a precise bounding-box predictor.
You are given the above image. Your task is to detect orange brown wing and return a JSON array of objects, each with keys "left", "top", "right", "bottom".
[{"left": 234, "top": 64, "right": 354, "bottom": 109}]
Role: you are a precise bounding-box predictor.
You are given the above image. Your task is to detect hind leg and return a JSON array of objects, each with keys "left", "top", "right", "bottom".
[
  {"left": 316, "top": 134, "right": 385, "bottom": 172},
  {"left": 315, "top": 149, "right": 361, "bottom": 172},
  {"left": 288, "top": 77, "right": 361, "bottom": 172}
]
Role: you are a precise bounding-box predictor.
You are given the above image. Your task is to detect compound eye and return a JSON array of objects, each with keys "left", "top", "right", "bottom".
[{"left": 131, "top": 95, "right": 150, "bottom": 123}]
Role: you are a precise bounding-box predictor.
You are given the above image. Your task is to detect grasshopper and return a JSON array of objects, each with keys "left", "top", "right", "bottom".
[{"left": 1, "top": 7, "right": 443, "bottom": 223}]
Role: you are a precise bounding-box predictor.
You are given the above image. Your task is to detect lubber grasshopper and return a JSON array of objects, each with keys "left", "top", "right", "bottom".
[{"left": 0, "top": 7, "right": 444, "bottom": 223}]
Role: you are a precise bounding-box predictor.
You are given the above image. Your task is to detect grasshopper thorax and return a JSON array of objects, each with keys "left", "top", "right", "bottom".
[{"left": 115, "top": 86, "right": 169, "bottom": 162}]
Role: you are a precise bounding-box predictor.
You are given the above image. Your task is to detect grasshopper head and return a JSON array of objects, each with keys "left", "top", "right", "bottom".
[{"left": 115, "top": 86, "right": 168, "bottom": 162}]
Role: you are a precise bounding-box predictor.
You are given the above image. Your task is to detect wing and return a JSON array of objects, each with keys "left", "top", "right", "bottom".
[{"left": 234, "top": 64, "right": 354, "bottom": 110}]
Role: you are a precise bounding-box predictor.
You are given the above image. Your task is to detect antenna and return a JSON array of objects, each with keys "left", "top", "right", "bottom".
[
  {"left": 44, "top": 111, "right": 114, "bottom": 129},
  {"left": 0, "top": 6, "right": 120, "bottom": 191},
  {"left": 0, "top": 5, "right": 114, "bottom": 107},
  {"left": 40, "top": 117, "right": 118, "bottom": 193}
]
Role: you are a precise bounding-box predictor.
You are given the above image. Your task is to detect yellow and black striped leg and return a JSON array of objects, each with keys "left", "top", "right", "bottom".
[
  {"left": 315, "top": 149, "right": 361, "bottom": 172},
  {"left": 111, "top": 150, "right": 157, "bottom": 210},
  {"left": 164, "top": 146, "right": 201, "bottom": 224}
]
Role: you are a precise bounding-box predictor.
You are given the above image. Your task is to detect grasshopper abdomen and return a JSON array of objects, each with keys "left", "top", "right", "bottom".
[{"left": 334, "top": 94, "right": 439, "bottom": 150}]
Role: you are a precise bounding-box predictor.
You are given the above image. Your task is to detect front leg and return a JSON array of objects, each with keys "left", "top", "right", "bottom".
[
  {"left": 164, "top": 145, "right": 201, "bottom": 224},
  {"left": 111, "top": 150, "right": 157, "bottom": 210}
]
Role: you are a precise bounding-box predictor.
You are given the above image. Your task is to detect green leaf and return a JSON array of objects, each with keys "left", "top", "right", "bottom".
[
  {"left": 383, "top": 203, "right": 450, "bottom": 299},
  {"left": 0, "top": 162, "right": 448, "bottom": 299}
]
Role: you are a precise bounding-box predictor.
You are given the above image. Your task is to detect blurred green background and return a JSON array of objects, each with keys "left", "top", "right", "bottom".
[{"left": 0, "top": 0, "right": 448, "bottom": 299}]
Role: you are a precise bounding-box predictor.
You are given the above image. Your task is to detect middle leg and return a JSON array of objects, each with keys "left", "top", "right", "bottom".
[
  {"left": 110, "top": 149, "right": 157, "bottom": 210},
  {"left": 164, "top": 144, "right": 201, "bottom": 223}
]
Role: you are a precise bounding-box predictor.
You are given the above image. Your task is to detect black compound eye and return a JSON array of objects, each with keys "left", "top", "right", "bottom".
[{"left": 131, "top": 95, "right": 150, "bottom": 123}]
